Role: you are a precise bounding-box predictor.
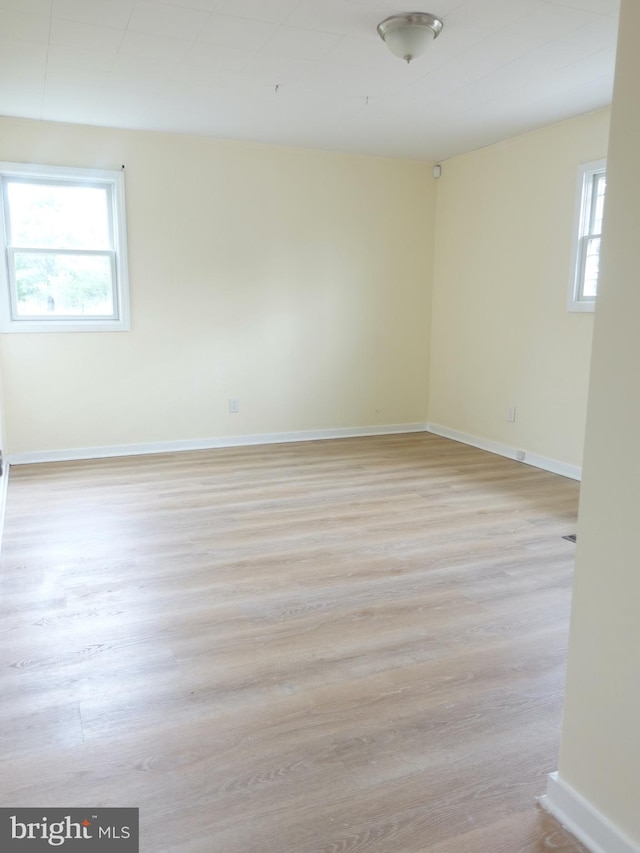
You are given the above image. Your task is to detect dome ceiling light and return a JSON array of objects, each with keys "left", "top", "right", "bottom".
[{"left": 377, "top": 12, "right": 444, "bottom": 64}]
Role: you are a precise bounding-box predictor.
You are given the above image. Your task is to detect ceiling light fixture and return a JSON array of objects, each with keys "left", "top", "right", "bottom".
[{"left": 377, "top": 12, "right": 443, "bottom": 64}]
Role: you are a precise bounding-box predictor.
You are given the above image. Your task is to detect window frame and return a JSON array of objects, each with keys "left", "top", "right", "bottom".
[
  {"left": 568, "top": 158, "right": 606, "bottom": 313},
  {"left": 0, "top": 162, "right": 130, "bottom": 333}
]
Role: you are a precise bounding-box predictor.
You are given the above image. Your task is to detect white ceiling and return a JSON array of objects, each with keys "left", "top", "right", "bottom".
[{"left": 0, "top": 0, "right": 620, "bottom": 160}]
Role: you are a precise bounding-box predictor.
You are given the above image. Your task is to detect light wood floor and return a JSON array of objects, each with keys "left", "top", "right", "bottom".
[{"left": 0, "top": 433, "right": 587, "bottom": 852}]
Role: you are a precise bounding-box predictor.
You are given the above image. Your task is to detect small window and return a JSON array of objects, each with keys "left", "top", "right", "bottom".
[
  {"left": 0, "top": 162, "right": 129, "bottom": 332},
  {"left": 568, "top": 159, "right": 606, "bottom": 313}
]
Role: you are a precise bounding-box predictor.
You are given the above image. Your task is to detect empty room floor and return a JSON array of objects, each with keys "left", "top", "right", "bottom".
[{"left": 0, "top": 433, "right": 587, "bottom": 852}]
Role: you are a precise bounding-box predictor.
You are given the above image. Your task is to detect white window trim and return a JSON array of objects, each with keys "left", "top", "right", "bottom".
[
  {"left": 567, "top": 158, "right": 606, "bottom": 314},
  {"left": 0, "top": 162, "right": 130, "bottom": 333}
]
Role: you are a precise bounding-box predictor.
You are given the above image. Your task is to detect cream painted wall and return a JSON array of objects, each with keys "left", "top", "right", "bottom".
[
  {"left": 556, "top": 0, "right": 640, "bottom": 843},
  {"left": 0, "top": 118, "right": 435, "bottom": 455},
  {"left": 428, "top": 109, "right": 610, "bottom": 469}
]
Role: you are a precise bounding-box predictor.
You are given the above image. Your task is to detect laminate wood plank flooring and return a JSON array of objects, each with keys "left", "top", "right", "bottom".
[{"left": 0, "top": 433, "right": 586, "bottom": 852}]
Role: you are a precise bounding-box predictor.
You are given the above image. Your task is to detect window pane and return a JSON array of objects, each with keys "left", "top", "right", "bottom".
[
  {"left": 582, "top": 236, "right": 600, "bottom": 298},
  {"left": 14, "top": 252, "right": 114, "bottom": 317},
  {"left": 6, "top": 181, "right": 111, "bottom": 250},
  {"left": 592, "top": 173, "right": 606, "bottom": 234}
]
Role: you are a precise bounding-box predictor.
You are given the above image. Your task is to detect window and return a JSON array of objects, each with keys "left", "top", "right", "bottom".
[
  {"left": 0, "top": 162, "right": 129, "bottom": 332},
  {"left": 568, "top": 159, "right": 606, "bottom": 312}
]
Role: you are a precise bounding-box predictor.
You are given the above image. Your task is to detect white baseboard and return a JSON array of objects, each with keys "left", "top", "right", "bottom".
[
  {"left": 6, "top": 423, "right": 584, "bottom": 479},
  {"left": 425, "top": 423, "right": 582, "bottom": 481},
  {"left": 539, "top": 772, "right": 640, "bottom": 853},
  {"left": 6, "top": 423, "right": 428, "bottom": 466}
]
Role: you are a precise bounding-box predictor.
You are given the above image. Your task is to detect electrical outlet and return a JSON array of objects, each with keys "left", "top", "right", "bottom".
[
  {"left": 228, "top": 398, "right": 239, "bottom": 414},
  {"left": 507, "top": 405, "right": 516, "bottom": 422}
]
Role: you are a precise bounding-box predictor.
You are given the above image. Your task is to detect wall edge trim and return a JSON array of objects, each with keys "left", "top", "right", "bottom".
[
  {"left": 425, "top": 423, "right": 581, "bottom": 480},
  {"left": 0, "top": 463, "right": 9, "bottom": 554},
  {"left": 539, "top": 772, "right": 640, "bottom": 853},
  {"left": 6, "top": 423, "right": 429, "bottom": 465}
]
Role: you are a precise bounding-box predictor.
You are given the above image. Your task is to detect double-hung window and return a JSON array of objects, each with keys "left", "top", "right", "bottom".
[
  {"left": 0, "top": 162, "right": 129, "bottom": 332},
  {"left": 568, "top": 159, "right": 606, "bottom": 312}
]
